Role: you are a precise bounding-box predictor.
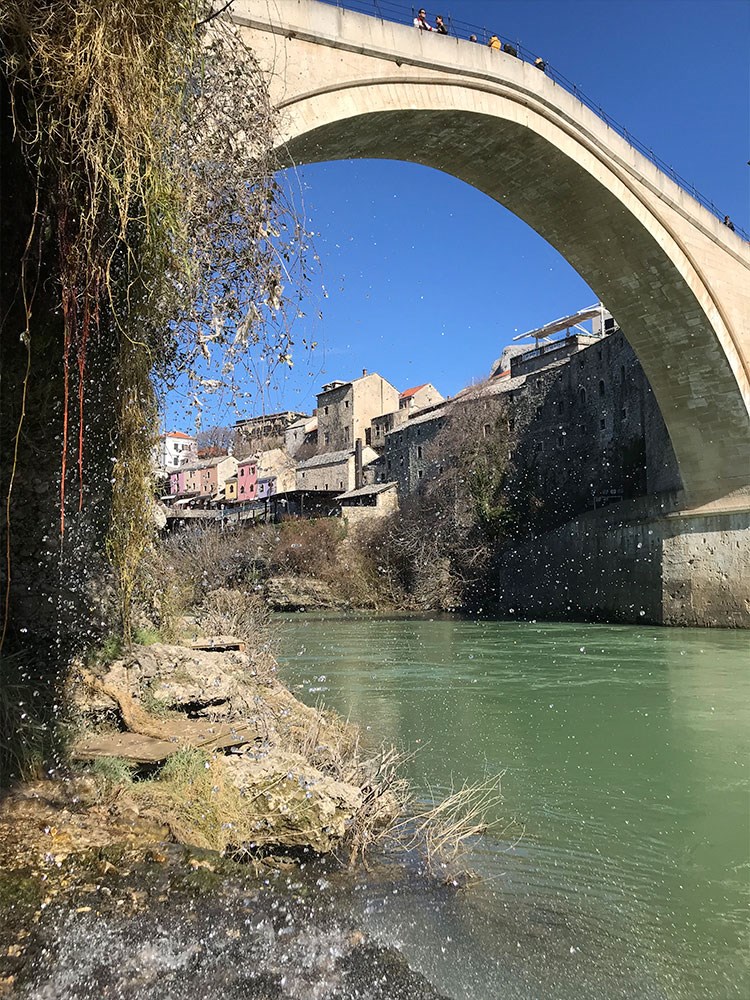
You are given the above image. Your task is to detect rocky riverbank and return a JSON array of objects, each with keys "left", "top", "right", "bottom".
[{"left": 0, "top": 639, "right": 401, "bottom": 871}]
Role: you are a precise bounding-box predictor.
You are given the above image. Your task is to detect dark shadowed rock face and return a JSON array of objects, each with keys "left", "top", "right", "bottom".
[{"left": 11, "top": 875, "right": 450, "bottom": 1000}]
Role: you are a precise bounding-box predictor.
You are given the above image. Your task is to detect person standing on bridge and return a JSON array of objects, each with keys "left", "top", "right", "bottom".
[
  {"left": 435, "top": 15, "right": 448, "bottom": 35},
  {"left": 414, "top": 9, "right": 433, "bottom": 31}
]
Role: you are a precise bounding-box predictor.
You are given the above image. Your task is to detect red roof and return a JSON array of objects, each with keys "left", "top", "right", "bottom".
[
  {"left": 163, "top": 430, "right": 194, "bottom": 440},
  {"left": 400, "top": 384, "right": 428, "bottom": 400}
]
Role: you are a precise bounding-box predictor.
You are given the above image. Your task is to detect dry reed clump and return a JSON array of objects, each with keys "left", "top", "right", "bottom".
[
  {"left": 283, "top": 708, "right": 410, "bottom": 867},
  {"left": 392, "top": 775, "right": 522, "bottom": 882}
]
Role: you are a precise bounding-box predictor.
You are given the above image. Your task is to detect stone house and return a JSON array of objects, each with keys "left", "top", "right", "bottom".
[
  {"left": 383, "top": 324, "right": 681, "bottom": 532},
  {"left": 339, "top": 482, "right": 399, "bottom": 529},
  {"left": 316, "top": 370, "right": 399, "bottom": 452},
  {"left": 284, "top": 414, "right": 318, "bottom": 457},
  {"left": 399, "top": 383, "right": 444, "bottom": 413},
  {"left": 370, "top": 409, "right": 407, "bottom": 451},
  {"left": 234, "top": 410, "right": 307, "bottom": 451},
  {"left": 296, "top": 446, "right": 379, "bottom": 493}
]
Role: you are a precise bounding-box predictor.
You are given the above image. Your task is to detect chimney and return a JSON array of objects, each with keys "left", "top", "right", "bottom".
[{"left": 354, "top": 438, "right": 364, "bottom": 489}]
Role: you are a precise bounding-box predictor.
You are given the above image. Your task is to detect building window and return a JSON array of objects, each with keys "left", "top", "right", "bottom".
[
  {"left": 536, "top": 440, "right": 544, "bottom": 453},
  {"left": 240, "top": 486, "right": 245, "bottom": 495},
  {"left": 324, "top": 432, "right": 330, "bottom": 445},
  {"left": 344, "top": 400, "right": 349, "bottom": 408},
  {"left": 325, "top": 483, "right": 329, "bottom": 491},
  {"left": 600, "top": 417, "right": 606, "bottom": 430},
  {"left": 324, "top": 406, "right": 329, "bottom": 415},
  {"left": 173, "top": 457, "right": 178, "bottom": 466},
  {"left": 621, "top": 407, "right": 627, "bottom": 420},
  {"left": 339, "top": 480, "right": 343, "bottom": 489},
  {"left": 579, "top": 387, "right": 587, "bottom": 406},
  {"left": 483, "top": 424, "right": 491, "bottom": 438},
  {"left": 417, "top": 445, "right": 423, "bottom": 459},
  {"left": 418, "top": 470, "right": 423, "bottom": 479},
  {"left": 598, "top": 379, "right": 605, "bottom": 396}
]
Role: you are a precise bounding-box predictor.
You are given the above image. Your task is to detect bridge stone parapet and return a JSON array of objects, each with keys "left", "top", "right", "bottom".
[{"left": 233, "top": 0, "right": 750, "bottom": 507}]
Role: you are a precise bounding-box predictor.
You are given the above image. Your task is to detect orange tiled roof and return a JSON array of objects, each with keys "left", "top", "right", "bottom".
[{"left": 399, "top": 384, "right": 428, "bottom": 399}]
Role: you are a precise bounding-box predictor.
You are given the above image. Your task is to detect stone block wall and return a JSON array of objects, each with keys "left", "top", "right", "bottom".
[{"left": 487, "top": 499, "right": 750, "bottom": 627}]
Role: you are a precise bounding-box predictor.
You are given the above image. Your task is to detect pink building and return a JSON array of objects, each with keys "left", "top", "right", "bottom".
[
  {"left": 197, "top": 456, "right": 237, "bottom": 498},
  {"left": 169, "top": 466, "right": 192, "bottom": 495},
  {"left": 237, "top": 457, "right": 258, "bottom": 502},
  {"left": 168, "top": 456, "right": 237, "bottom": 501}
]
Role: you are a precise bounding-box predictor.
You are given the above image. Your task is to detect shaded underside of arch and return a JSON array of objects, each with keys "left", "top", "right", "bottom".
[{"left": 280, "top": 107, "right": 750, "bottom": 502}]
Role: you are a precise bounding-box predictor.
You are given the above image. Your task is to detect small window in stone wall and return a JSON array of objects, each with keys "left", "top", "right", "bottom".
[
  {"left": 339, "top": 480, "right": 343, "bottom": 489},
  {"left": 417, "top": 445, "right": 423, "bottom": 459},
  {"left": 598, "top": 379, "right": 605, "bottom": 396},
  {"left": 621, "top": 407, "right": 627, "bottom": 420},
  {"left": 536, "top": 440, "right": 544, "bottom": 452},
  {"left": 483, "top": 424, "right": 490, "bottom": 438},
  {"left": 579, "top": 387, "right": 587, "bottom": 405},
  {"left": 600, "top": 417, "right": 606, "bottom": 430},
  {"left": 418, "top": 470, "right": 423, "bottom": 479}
]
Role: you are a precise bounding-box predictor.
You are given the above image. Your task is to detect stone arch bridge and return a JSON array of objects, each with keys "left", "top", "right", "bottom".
[{"left": 233, "top": 0, "right": 749, "bottom": 508}]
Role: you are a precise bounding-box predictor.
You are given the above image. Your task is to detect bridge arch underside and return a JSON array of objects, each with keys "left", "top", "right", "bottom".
[{"left": 279, "top": 99, "right": 750, "bottom": 504}]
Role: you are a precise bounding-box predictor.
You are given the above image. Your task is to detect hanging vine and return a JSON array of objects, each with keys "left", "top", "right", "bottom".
[{"left": 0, "top": 1, "right": 312, "bottom": 641}]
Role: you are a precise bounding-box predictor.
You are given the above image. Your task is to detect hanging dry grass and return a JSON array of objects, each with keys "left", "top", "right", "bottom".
[{"left": 0, "top": 1, "right": 313, "bottom": 641}]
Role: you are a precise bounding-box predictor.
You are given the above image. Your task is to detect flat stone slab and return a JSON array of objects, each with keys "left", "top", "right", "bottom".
[
  {"left": 72, "top": 720, "right": 258, "bottom": 764},
  {"left": 190, "top": 635, "right": 246, "bottom": 652},
  {"left": 71, "top": 732, "right": 179, "bottom": 764}
]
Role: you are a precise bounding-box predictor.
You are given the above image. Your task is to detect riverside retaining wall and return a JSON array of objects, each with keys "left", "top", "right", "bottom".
[{"left": 490, "top": 496, "right": 750, "bottom": 628}]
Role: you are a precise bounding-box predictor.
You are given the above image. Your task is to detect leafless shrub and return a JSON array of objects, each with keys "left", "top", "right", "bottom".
[
  {"left": 268, "top": 518, "right": 345, "bottom": 578},
  {"left": 197, "top": 587, "right": 276, "bottom": 677}
]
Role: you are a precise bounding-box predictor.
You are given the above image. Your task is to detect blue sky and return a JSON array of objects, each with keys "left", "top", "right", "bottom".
[{"left": 166, "top": 0, "right": 749, "bottom": 431}]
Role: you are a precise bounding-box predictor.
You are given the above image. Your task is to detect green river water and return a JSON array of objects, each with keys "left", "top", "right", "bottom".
[{"left": 278, "top": 614, "right": 749, "bottom": 1000}]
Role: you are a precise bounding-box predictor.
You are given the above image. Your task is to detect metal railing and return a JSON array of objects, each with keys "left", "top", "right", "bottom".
[{"left": 317, "top": 0, "right": 747, "bottom": 241}]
